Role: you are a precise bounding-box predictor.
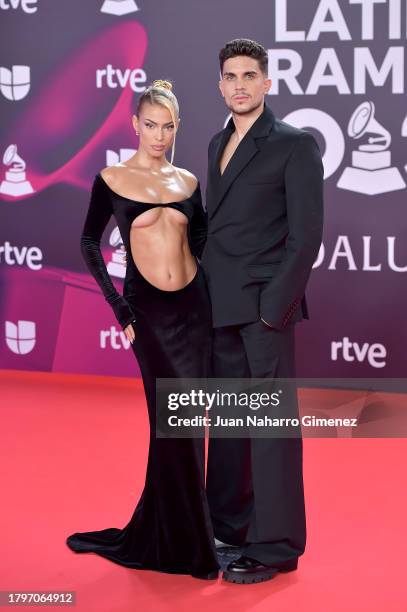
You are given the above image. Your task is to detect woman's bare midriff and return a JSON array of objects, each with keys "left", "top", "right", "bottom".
[{"left": 130, "top": 205, "right": 197, "bottom": 291}]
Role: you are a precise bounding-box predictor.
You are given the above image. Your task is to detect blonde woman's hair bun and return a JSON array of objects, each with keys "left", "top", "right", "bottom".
[{"left": 152, "top": 79, "right": 173, "bottom": 91}]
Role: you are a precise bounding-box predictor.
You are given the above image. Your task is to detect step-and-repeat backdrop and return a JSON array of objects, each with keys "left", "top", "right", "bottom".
[{"left": 1, "top": 0, "right": 406, "bottom": 378}]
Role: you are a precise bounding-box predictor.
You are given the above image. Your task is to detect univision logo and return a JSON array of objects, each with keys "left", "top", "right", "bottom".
[
  {"left": 5, "top": 320, "right": 36, "bottom": 354},
  {"left": 0, "top": 66, "right": 30, "bottom": 101}
]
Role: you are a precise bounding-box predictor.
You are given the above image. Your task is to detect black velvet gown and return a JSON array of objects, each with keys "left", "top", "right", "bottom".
[{"left": 66, "top": 173, "right": 219, "bottom": 577}]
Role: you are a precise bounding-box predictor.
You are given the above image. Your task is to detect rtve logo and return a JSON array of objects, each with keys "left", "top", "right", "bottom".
[
  {"left": 100, "top": 326, "right": 131, "bottom": 350},
  {"left": 0, "top": 0, "right": 38, "bottom": 13},
  {"left": 0, "top": 66, "right": 30, "bottom": 101},
  {"left": 331, "top": 337, "right": 386, "bottom": 368},
  {"left": 0, "top": 241, "right": 43, "bottom": 270},
  {"left": 96, "top": 65, "right": 146, "bottom": 92},
  {"left": 5, "top": 320, "right": 36, "bottom": 355}
]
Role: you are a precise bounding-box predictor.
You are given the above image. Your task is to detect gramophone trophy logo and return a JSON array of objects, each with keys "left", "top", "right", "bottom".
[
  {"left": 337, "top": 101, "right": 406, "bottom": 196},
  {"left": 0, "top": 144, "right": 34, "bottom": 197},
  {"left": 107, "top": 226, "right": 126, "bottom": 278},
  {"left": 101, "top": 0, "right": 138, "bottom": 16}
]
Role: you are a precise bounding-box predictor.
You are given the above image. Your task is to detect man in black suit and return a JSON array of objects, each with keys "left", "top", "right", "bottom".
[{"left": 201, "top": 39, "right": 324, "bottom": 584}]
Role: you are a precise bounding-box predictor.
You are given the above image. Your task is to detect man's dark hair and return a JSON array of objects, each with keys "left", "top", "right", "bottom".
[{"left": 219, "top": 38, "right": 268, "bottom": 75}]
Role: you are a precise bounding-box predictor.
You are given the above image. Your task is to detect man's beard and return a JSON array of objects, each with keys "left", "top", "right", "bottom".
[{"left": 227, "top": 97, "right": 263, "bottom": 116}]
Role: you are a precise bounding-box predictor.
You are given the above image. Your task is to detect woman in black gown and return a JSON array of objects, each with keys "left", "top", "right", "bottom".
[{"left": 66, "top": 80, "right": 219, "bottom": 579}]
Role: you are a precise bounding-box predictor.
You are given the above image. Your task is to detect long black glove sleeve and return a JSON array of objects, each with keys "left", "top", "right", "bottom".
[
  {"left": 80, "top": 174, "right": 136, "bottom": 330},
  {"left": 188, "top": 182, "right": 208, "bottom": 260}
]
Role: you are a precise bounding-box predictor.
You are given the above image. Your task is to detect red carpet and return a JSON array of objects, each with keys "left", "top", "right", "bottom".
[{"left": 1, "top": 370, "right": 406, "bottom": 611}]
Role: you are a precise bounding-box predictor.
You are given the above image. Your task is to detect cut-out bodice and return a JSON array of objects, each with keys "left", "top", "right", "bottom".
[
  {"left": 79, "top": 172, "right": 208, "bottom": 329},
  {"left": 98, "top": 172, "right": 198, "bottom": 226}
]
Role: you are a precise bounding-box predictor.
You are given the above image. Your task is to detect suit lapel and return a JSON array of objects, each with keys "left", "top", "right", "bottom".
[
  {"left": 213, "top": 127, "right": 232, "bottom": 180},
  {"left": 208, "top": 103, "right": 275, "bottom": 219},
  {"left": 215, "top": 136, "right": 259, "bottom": 212}
]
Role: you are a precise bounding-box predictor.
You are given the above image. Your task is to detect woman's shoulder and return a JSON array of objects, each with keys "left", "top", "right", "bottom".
[
  {"left": 98, "top": 165, "right": 123, "bottom": 190},
  {"left": 173, "top": 166, "right": 199, "bottom": 192}
]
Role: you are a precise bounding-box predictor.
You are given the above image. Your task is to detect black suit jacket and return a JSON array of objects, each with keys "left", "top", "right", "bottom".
[{"left": 201, "top": 103, "right": 324, "bottom": 329}]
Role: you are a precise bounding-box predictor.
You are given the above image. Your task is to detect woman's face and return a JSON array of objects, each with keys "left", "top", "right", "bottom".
[{"left": 133, "top": 102, "right": 177, "bottom": 159}]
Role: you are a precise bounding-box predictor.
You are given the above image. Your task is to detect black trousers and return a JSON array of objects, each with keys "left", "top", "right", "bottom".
[{"left": 206, "top": 319, "right": 306, "bottom": 565}]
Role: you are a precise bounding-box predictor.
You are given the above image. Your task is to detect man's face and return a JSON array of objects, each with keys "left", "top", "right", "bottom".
[{"left": 219, "top": 55, "right": 271, "bottom": 115}]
